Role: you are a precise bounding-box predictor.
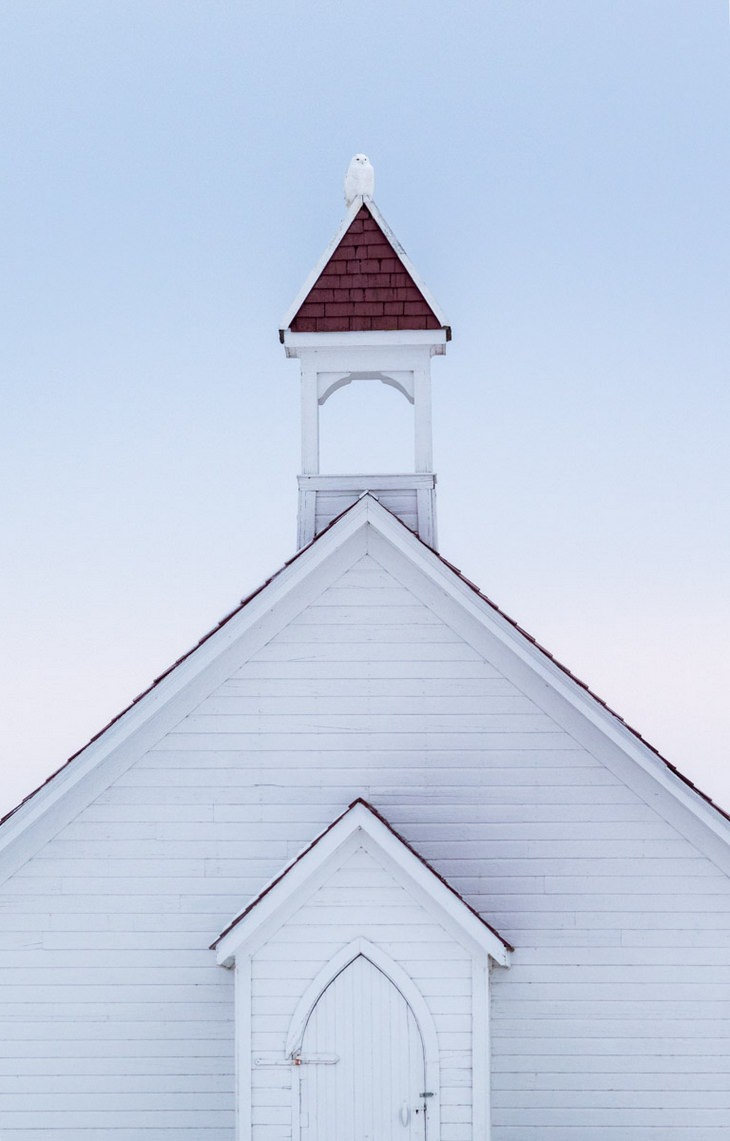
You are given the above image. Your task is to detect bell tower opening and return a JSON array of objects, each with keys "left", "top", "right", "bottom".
[{"left": 319, "top": 374, "right": 415, "bottom": 475}]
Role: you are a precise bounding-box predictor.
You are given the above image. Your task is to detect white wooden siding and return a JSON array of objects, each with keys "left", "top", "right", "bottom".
[{"left": 1, "top": 552, "right": 729, "bottom": 1139}]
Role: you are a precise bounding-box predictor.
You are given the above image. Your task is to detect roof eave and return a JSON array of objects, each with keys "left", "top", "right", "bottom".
[{"left": 281, "top": 327, "right": 449, "bottom": 357}]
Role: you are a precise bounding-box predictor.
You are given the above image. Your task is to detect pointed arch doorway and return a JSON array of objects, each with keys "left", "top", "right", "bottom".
[
  {"left": 213, "top": 801, "right": 511, "bottom": 1141},
  {"left": 296, "top": 954, "right": 427, "bottom": 1141}
]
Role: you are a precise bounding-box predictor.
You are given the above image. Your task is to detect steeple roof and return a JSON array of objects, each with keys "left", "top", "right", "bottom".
[{"left": 279, "top": 196, "right": 450, "bottom": 340}]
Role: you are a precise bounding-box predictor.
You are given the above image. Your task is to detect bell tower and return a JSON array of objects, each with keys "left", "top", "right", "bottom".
[{"left": 280, "top": 182, "right": 450, "bottom": 551}]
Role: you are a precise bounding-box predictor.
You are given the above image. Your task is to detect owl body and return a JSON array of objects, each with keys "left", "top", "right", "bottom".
[{"left": 344, "top": 154, "right": 375, "bottom": 206}]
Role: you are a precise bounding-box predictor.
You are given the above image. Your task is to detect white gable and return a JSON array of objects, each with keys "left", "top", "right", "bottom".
[
  {"left": 1, "top": 496, "right": 730, "bottom": 1137},
  {"left": 2, "top": 495, "right": 728, "bottom": 884}
]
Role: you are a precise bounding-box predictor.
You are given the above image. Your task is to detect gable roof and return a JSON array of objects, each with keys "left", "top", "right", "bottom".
[
  {"left": 279, "top": 196, "right": 451, "bottom": 340},
  {"left": 212, "top": 798, "right": 512, "bottom": 966},
  {"left": 2, "top": 494, "right": 729, "bottom": 884}
]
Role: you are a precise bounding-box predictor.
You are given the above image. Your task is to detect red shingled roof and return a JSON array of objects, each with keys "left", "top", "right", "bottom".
[{"left": 290, "top": 204, "right": 442, "bottom": 334}]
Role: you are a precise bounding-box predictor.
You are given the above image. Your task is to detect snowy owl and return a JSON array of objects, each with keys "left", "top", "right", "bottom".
[{"left": 344, "top": 154, "right": 375, "bottom": 206}]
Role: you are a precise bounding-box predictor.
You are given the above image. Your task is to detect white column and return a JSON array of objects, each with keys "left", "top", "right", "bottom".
[
  {"left": 300, "top": 364, "right": 319, "bottom": 475},
  {"left": 413, "top": 365, "right": 433, "bottom": 473}
]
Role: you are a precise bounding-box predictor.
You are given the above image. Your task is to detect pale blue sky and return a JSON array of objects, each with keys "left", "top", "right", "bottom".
[{"left": 1, "top": 0, "right": 729, "bottom": 817}]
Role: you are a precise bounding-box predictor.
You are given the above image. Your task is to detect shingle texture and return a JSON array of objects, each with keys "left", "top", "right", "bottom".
[{"left": 290, "top": 205, "right": 442, "bottom": 333}]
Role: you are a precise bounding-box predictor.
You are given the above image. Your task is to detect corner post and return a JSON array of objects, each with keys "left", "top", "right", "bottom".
[{"left": 301, "top": 363, "right": 319, "bottom": 475}]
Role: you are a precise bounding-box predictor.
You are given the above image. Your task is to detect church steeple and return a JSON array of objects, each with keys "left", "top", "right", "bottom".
[{"left": 280, "top": 168, "right": 450, "bottom": 551}]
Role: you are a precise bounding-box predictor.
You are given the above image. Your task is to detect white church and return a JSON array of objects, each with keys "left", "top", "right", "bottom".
[{"left": 1, "top": 166, "right": 729, "bottom": 1140}]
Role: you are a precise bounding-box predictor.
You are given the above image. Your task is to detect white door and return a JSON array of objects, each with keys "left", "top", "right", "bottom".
[{"left": 298, "top": 955, "right": 427, "bottom": 1141}]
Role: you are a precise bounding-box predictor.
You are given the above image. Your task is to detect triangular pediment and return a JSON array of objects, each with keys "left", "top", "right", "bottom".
[
  {"left": 2, "top": 495, "right": 729, "bottom": 885},
  {"left": 280, "top": 198, "right": 450, "bottom": 338},
  {"left": 212, "top": 799, "right": 511, "bottom": 966}
]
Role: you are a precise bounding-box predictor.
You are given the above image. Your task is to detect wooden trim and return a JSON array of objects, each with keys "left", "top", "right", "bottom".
[
  {"left": 298, "top": 473, "right": 435, "bottom": 492},
  {"left": 285, "top": 937, "right": 440, "bottom": 1074},
  {"left": 413, "top": 366, "right": 433, "bottom": 473},
  {"left": 472, "top": 958, "right": 490, "bottom": 1141},
  {"left": 283, "top": 329, "right": 447, "bottom": 354},
  {"left": 316, "top": 370, "right": 415, "bottom": 405},
  {"left": 235, "top": 955, "right": 252, "bottom": 1141},
  {"left": 300, "top": 365, "right": 319, "bottom": 474}
]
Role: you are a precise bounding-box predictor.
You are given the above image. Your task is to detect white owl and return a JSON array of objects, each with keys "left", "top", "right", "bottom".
[{"left": 344, "top": 154, "right": 375, "bottom": 206}]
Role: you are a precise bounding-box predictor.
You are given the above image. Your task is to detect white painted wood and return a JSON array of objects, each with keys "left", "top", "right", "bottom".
[
  {"left": 284, "top": 330, "right": 448, "bottom": 353},
  {"left": 297, "top": 490, "right": 317, "bottom": 552},
  {"left": 472, "top": 959, "right": 490, "bottom": 1141},
  {"left": 300, "top": 475, "right": 435, "bottom": 495},
  {"left": 285, "top": 939, "right": 440, "bottom": 1075},
  {"left": 300, "top": 364, "right": 319, "bottom": 475},
  {"left": 297, "top": 956, "right": 426, "bottom": 1141},
  {"left": 413, "top": 366, "right": 433, "bottom": 474},
  {"left": 416, "top": 486, "right": 437, "bottom": 549},
  {"left": 2, "top": 504, "right": 730, "bottom": 1138},
  {"left": 317, "top": 369, "right": 415, "bottom": 405},
  {"left": 298, "top": 472, "right": 436, "bottom": 548},
  {"left": 235, "top": 955, "right": 253, "bottom": 1141},
  {"left": 240, "top": 845, "right": 468, "bottom": 1141}
]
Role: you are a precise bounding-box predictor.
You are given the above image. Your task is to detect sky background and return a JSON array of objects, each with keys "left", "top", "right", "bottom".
[{"left": 1, "top": 0, "right": 729, "bottom": 820}]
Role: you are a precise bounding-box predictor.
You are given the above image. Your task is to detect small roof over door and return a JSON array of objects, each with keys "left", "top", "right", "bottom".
[{"left": 212, "top": 798, "right": 511, "bottom": 966}]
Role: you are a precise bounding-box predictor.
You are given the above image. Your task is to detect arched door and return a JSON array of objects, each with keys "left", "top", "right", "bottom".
[{"left": 297, "top": 955, "right": 427, "bottom": 1141}]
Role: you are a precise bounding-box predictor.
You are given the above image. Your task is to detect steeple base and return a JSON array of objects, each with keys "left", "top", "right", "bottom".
[{"left": 298, "top": 474, "right": 437, "bottom": 550}]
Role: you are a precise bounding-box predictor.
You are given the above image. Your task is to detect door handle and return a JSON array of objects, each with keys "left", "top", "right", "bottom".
[{"left": 399, "top": 1102, "right": 411, "bottom": 1127}]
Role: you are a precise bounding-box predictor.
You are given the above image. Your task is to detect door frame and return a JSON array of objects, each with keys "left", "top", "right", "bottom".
[{"left": 287, "top": 938, "right": 440, "bottom": 1141}]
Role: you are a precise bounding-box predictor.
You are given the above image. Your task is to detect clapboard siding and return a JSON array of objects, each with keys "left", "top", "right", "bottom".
[{"left": 1, "top": 552, "right": 729, "bottom": 1140}]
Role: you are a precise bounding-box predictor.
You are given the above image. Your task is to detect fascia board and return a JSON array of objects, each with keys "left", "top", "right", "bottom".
[
  {"left": 215, "top": 826, "right": 366, "bottom": 966},
  {"left": 0, "top": 512, "right": 372, "bottom": 883},
  {"left": 283, "top": 330, "right": 447, "bottom": 355},
  {"left": 360, "top": 503, "right": 730, "bottom": 869},
  {"left": 360, "top": 818, "right": 511, "bottom": 964},
  {"left": 214, "top": 802, "right": 510, "bottom": 967},
  {"left": 279, "top": 197, "right": 363, "bottom": 333}
]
